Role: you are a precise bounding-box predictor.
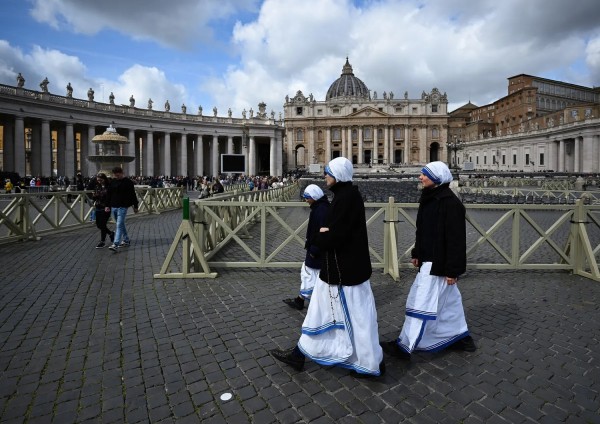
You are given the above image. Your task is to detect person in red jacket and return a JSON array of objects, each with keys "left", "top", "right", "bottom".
[
  {"left": 271, "top": 157, "right": 384, "bottom": 378},
  {"left": 381, "top": 161, "right": 475, "bottom": 361}
]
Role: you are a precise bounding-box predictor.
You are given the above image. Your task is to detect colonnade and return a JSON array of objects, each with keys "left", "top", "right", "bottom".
[
  {"left": 461, "top": 120, "right": 600, "bottom": 172},
  {"left": 0, "top": 82, "right": 285, "bottom": 179}
]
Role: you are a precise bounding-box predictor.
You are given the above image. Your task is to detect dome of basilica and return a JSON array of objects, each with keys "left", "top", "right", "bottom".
[{"left": 326, "top": 58, "right": 370, "bottom": 101}]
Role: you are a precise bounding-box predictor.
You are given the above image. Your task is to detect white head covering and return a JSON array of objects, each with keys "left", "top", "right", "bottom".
[
  {"left": 303, "top": 184, "right": 324, "bottom": 200},
  {"left": 421, "top": 161, "right": 453, "bottom": 185},
  {"left": 324, "top": 157, "right": 353, "bottom": 182}
]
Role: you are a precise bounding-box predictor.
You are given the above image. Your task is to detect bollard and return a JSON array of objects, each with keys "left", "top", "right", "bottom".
[{"left": 182, "top": 197, "right": 190, "bottom": 220}]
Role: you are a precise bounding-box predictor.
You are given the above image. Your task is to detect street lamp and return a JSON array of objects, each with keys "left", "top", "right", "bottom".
[{"left": 447, "top": 137, "right": 464, "bottom": 171}]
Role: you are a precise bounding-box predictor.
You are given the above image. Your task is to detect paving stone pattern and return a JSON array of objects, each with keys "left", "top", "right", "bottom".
[{"left": 0, "top": 209, "right": 599, "bottom": 423}]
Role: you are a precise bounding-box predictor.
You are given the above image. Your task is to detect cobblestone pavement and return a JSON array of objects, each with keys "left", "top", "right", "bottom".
[{"left": 0, "top": 209, "right": 599, "bottom": 423}]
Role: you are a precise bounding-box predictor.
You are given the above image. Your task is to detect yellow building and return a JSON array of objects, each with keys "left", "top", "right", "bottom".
[{"left": 283, "top": 58, "right": 449, "bottom": 170}]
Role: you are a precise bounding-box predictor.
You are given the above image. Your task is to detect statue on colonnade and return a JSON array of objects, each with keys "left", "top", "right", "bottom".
[
  {"left": 17, "top": 73, "right": 25, "bottom": 88},
  {"left": 40, "top": 77, "right": 49, "bottom": 92}
]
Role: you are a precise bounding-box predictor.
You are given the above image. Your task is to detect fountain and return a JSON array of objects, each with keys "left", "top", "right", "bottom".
[{"left": 88, "top": 124, "right": 134, "bottom": 175}]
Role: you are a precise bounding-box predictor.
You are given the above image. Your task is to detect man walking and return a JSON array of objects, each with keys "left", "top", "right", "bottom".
[{"left": 107, "top": 167, "right": 139, "bottom": 252}]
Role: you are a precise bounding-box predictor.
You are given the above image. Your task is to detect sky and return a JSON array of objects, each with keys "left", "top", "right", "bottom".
[{"left": 0, "top": 0, "right": 599, "bottom": 119}]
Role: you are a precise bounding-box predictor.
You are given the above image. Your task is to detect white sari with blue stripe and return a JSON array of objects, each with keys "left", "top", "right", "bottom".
[
  {"left": 299, "top": 262, "right": 318, "bottom": 300},
  {"left": 298, "top": 278, "right": 383, "bottom": 376},
  {"left": 397, "top": 262, "right": 469, "bottom": 353}
]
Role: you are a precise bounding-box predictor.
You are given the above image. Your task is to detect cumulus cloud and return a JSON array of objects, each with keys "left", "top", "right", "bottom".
[
  {"left": 1, "top": 0, "right": 598, "bottom": 119},
  {"left": 29, "top": 0, "right": 257, "bottom": 49},
  {"left": 214, "top": 0, "right": 600, "bottom": 113}
]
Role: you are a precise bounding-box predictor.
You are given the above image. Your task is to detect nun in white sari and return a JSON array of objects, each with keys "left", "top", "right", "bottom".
[
  {"left": 271, "top": 157, "right": 385, "bottom": 377},
  {"left": 382, "top": 161, "right": 476, "bottom": 359}
]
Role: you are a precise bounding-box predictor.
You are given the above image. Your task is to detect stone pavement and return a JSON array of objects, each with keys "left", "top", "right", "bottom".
[{"left": 0, "top": 209, "right": 599, "bottom": 423}]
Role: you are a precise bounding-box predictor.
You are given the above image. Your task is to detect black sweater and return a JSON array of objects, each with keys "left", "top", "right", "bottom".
[
  {"left": 107, "top": 177, "right": 139, "bottom": 209},
  {"left": 315, "top": 182, "right": 372, "bottom": 286},
  {"left": 411, "top": 183, "right": 466, "bottom": 278}
]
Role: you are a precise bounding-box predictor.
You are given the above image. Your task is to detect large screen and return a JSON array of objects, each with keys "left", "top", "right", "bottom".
[{"left": 221, "top": 154, "right": 246, "bottom": 173}]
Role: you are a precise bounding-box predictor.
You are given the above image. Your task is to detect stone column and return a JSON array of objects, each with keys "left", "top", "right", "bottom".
[
  {"left": 127, "top": 129, "right": 136, "bottom": 175},
  {"left": 163, "top": 132, "right": 171, "bottom": 177},
  {"left": 249, "top": 136, "right": 256, "bottom": 175},
  {"left": 270, "top": 136, "right": 276, "bottom": 176},
  {"left": 358, "top": 126, "right": 364, "bottom": 164},
  {"left": 582, "top": 134, "right": 594, "bottom": 173},
  {"left": 87, "top": 125, "right": 96, "bottom": 176},
  {"left": 325, "top": 128, "right": 331, "bottom": 164},
  {"left": 341, "top": 127, "right": 346, "bottom": 159},
  {"left": 14, "top": 116, "right": 26, "bottom": 176},
  {"left": 574, "top": 136, "right": 581, "bottom": 173},
  {"left": 211, "top": 135, "right": 219, "bottom": 177},
  {"left": 195, "top": 135, "right": 204, "bottom": 177},
  {"left": 41, "top": 120, "right": 52, "bottom": 177},
  {"left": 558, "top": 139, "right": 565, "bottom": 172},
  {"left": 178, "top": 133, "right": 187, "bottom": 176},
  {"left": 420, "top": 126, "right": 427, "bottom": 163},
  {"left": 347, "top": 128, "right": 352, "bottom": 160},
  {"left": 373, "top": 127, "right": 378, "bottom": 164},
  {"left": 383, "top": 126, "right": 389, "bottom": 164},
  {"left": 65, "top": 122, "right": 75, "bottom": 179},
  {"left": 146, "top": 131, "right": 154, "bottom": 177},
  {"left": 79, "top": 127, "right": 88, "bottom": 177},
  {"left": 276, "top": 132, "right": 283, "bottom": 176},
  {"left": 227, "top": 136, "right": 233, "bottom": 154},
  {"left": 29, "top": 123, "right": 41, "bottom": 177}
]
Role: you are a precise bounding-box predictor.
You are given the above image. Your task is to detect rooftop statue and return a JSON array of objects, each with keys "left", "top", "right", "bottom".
[
  {"left": 213, "top": 106, "right": 217, "bottom": 117},
  {"left": 87, "top": 87, "right": 94, "bottom": 101},
  {"left": 17, "top": 73, "right": 25, "bottom": 88},
  {"left": 181, "top": 104, "right": 186, "bottom": 114},
  {"left": 66, "top": 82, "right": 73, "bottom": 98},
  {"left": 130, "top": 95, "right": 135, "bottom": 107},
  {"left": 40, "top": 77, "right": 49, "bottom": 93},
  {"left": 109, "top": 92, "right": 115, "bottom": 104},
  {"left": 164, "top": 100, "right": 170, "bottom": 112},
  {"left": 148, "top": 98, "right": 153, "bottom": 110}
]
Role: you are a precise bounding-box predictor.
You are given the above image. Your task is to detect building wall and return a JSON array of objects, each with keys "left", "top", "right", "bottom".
[{"left": 283, "top": 88, "right": 449, "bottom": 169}]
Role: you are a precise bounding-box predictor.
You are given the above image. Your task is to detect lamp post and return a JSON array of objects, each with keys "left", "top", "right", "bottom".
[{"left": 447, "top": 137, "right": 464, "bottom": 171}]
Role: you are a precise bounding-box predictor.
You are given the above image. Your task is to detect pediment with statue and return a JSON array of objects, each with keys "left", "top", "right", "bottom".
[{"left": 348, "top": 106, "right": 389, "bottom": 118}]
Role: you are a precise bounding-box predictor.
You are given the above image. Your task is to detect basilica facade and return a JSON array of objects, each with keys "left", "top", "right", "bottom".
[{"left": 283, "top": 58, "right": 449, "bottom": 170}]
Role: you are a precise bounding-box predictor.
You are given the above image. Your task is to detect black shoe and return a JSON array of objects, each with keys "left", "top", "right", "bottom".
[
  {"left": 447, "top": 336, "right": 477, "bottom": 352},
  {"left": 109, "top": 232, "right": 115, "bottom": 242},
  {"left": 270, "top": 346, "right": 305, "bottom": 371},
  {"left": 283, "top": 297, "right": 304, "bottom": 310},
  {"left": 380, "top": 341, "right": 411, "bottom": 360},
  {"left": 95, "top": 241, "right": 106, "bottom": 249}
]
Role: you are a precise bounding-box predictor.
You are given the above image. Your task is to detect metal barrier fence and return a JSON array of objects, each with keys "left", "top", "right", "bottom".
[
  {"left": 0, "top": 187, "right": 184, "bottom": 244},
  {"left": 155, "top": 191, "right": 600, "bottom": 282},
  {"left": 457, "top": 187, "right": 600, "bottom": 205}
]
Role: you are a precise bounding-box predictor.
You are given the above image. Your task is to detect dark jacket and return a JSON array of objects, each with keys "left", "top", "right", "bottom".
[
  {"left": 315, "top": 181, "right": 372, "bottom": 286},
  {"left": 304, "top": 196, "right": 330, "bottom": 269},
  {"left": 411, "top": 183, "right": 466, "bottom": 278},
  {"left": 107, "top": 177, "right": 139, "bottom": 209},
  {"left": 92, "top": 183, "right": 110, "bottom": 209}
]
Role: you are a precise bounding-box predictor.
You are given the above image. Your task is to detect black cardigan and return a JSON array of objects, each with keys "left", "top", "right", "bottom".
[
  {"left": 411, "top": 183, "right": 466, "bottom": 278},
  {"left": 315, "top": 182, "right": 372, "bottom": 286}
]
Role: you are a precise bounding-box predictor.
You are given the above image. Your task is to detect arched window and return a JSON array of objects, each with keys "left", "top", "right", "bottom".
[
  {"left": 363, "top": 127, "right": 372, "bottom": 140},
  {"left": 318, "top": 130, "right": 324, "bottom": 142},
  {"left": 352, "top": 129, "right": 358, "bottom": 142},
  {"left": 432, "top": 127, "right": 439, "bottom": 138}
]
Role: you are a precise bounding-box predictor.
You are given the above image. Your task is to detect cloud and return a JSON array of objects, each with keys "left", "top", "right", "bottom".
[
  {"left": 29, "top": 0, "right": 258, "bottom": 49},
  {"left": 210, "top": 0, "right": 600, "bottom": 113}
]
